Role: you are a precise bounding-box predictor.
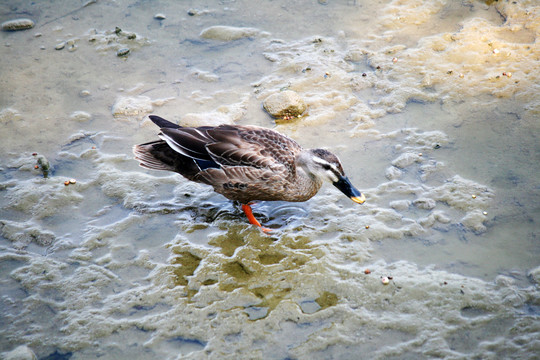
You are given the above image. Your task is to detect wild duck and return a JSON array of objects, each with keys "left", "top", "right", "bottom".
[{"left": 133, "top": 115, "right": 365, "bottom": 232}]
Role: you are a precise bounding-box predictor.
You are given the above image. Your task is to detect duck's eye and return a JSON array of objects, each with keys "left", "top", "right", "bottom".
[{"left": 322, "top": 164, "right": 331, "bottom": 170}]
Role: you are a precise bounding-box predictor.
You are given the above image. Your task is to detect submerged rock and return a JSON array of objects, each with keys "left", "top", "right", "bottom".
[
  {"left": 70, "top": 111, "right": 92, "bottom": 122},
  {"left": 2, "top": 345, "right": 37, "bottom": 360},
  {"left": 385, "top": 166, "right": 402, "bottom": 180},
  {"left": 1, "top": 18, "right": 35, "bottom": 31},
  {"left": 263, "top": 90, "right": 307, "bottom": 118},
  {"left": 392, "top": 152, "right": 422, "bottom": 169},
  {"left": 0, "top": 108, "right": 22, "bottom": 123},
  {"left": 460, "top": 209, "right": 488, "bottom": 233},
  {"left": 413, "top": 198, "right": 436, "bottom": 210},
  {"left": 200, "top": 26, "right": 265, "bottom": 41},
  {"left": 191, "top": 68, "right": 219, "bottom": 82},
  {"left": 112, "top": 96, "right": 153, "bottom": 118},
  {"left": 529, "top": 266, "right": 540, "bottom": 284}
]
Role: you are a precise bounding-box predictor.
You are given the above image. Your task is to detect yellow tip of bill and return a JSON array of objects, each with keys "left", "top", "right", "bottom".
[{"left": 351, "top": 193, "right": 366, "bottom": 204}]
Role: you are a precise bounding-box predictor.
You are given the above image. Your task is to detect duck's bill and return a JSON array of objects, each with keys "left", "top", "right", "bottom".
[{"left": 333, "top": 176, "right": 366, "bottom": 204}]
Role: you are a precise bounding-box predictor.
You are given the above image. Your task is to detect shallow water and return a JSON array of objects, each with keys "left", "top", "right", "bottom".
[{"left": 1, "top": 0, "right": 539, "bottom": 359}]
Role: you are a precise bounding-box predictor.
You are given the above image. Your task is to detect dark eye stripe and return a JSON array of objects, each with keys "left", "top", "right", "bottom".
[{"left": 323, "top": 164, "right": 341, "bottom": 178}]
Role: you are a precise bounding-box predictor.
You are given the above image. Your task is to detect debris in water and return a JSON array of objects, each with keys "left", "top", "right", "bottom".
[{"left": 36, "top": 155, "right": 50, "bottom": 177}]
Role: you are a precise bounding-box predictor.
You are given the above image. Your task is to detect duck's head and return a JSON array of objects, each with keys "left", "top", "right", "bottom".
[{"left": 300, "top": 148, "right": 366, "bottom": 204}]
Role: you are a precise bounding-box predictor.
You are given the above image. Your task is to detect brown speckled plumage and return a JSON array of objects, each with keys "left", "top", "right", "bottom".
[{"left": 134, "top": 115, "right": 365, "bottom": 229}]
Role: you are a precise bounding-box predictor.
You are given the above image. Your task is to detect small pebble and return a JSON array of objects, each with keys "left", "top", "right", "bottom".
[
  {"left": 471, "top": 195, "right": 477, "bottom": 199},
  {"left": 418, "top": 153, "right": 423, "bottom": 157},
  {"left": 382, "top": 277, "right": 390, "bottom": 285},
  {"left": 32, "top": 152, "right": 38, "bottom": 156},
  {"left": 362, "top": 72, "right": 367, "bottom": 77},
  {"left": 1, "top": 18, "right": 35, "bottom": 31},
  {"left": 365, "top": 225, "right": 370, "bottom": 229},
  {"left": 154, "top": 13, "right": 166, "bottom": 20},
  {"left": 392, "top": 57, "right": 398, "bottom": 63},
  {"left": 55, "top": 42, "right": 66, "bottom": 50},
  {"left": 64, "top": 180, "right": 70, "bottom": 186},
  {"left": 483, "top": 211, "right": 488, "bottom": 215},
  {"left": 117, "top": 48, "right": 130, "bottom": 57},
  {"left": 69, "top": 178, "right": 77, "bottom": 184},
  {"left": 492, "top": 48, "right": 499, "bottom": 54},
  {"left": 34, "top": 165, "right": 39, "bottom": 169},
  {"left": 364, "top": 269, "right": 371, "bottom": 274}
]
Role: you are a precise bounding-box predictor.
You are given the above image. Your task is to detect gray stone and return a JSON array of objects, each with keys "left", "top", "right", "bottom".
[
  {"left": 3, "top": 345, "right": 37, "bottom": 360},
  {"left": 263, "top": 90, "right": 306, "bottom": 118},
  {"left": 2, "top": 18, "right": 35, "bottom": 31}
]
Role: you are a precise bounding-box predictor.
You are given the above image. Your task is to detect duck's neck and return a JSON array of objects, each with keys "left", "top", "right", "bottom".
[{"left": 291, "top": 152, "right": 324, "bottom": 201}]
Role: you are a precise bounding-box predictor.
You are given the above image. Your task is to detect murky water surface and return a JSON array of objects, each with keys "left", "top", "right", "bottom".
[{"left": 1, "top": 0, "right": 539, "bottom": 359}]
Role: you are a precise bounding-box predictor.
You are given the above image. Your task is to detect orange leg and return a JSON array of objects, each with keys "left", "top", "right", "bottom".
[{"left": 241, "top": 203, "right": 272, "bottom": 233}]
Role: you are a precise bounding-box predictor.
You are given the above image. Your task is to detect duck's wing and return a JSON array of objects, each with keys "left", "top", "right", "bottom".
[
  {"left": 137, "top": 118, "right": 303, "bottom": 199},
  {"left": 204, "top": 125, "right": 302, "bottom": 175},
  {"left": 155, "top": 120, "right": 302, "bottom": 173}
]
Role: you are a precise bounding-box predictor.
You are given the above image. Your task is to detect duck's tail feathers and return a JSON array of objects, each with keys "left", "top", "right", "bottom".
[
  {"left": 133, "top": 140, "right": 200, "bottom": 179},
  {"left": 133, "top": 142, "right": 175, "bottom": 171},
  {"left": 148, "top": 115, "right": 181, "bottom": 129}
]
